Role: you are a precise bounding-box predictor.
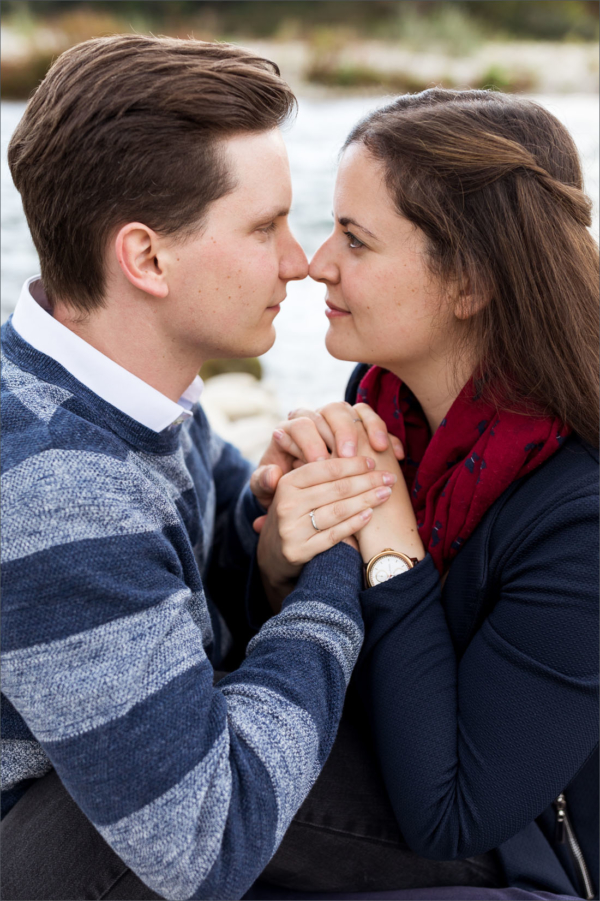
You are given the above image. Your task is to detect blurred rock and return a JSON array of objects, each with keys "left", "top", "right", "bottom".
[
  {"left": 200, "top": 357, "right": 262, "bottom": 381},
  {"left": 200, "top": 373, "right": 281, "bottom": 463}
]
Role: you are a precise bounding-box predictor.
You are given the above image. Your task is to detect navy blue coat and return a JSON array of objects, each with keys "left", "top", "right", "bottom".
[{"left": 346, "top": 365, "right": 599, "bottom": 899}]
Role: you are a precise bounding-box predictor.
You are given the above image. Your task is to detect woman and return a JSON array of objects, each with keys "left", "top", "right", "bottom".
[{"left": 254, "top": 89, "right": 599, "bottom": 899}]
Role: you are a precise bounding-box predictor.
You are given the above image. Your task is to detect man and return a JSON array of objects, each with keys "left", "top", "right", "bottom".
[{"left": 1, "top": 34, "right": 384, "bottom": 900}]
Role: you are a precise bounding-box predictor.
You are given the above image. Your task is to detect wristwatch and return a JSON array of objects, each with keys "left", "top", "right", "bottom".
[{"left": 364, "top": 548, "right": 419, "bottom": 587}]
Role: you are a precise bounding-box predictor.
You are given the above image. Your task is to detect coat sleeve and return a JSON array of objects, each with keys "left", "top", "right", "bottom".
[{"left": 356, "top": 487, "right": 599, "bottom": 860}]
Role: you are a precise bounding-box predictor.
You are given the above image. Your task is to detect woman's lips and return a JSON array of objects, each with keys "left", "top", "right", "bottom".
[{"left": 325, "top": 299, "right": 351, "bottom": 318}]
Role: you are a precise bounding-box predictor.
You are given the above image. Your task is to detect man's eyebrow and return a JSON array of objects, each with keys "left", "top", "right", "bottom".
[
  {"left": 337, "top": 216, "right": 378, "bottom": 241},
  {"left": 253, "top": 208, "right": 290, "bottom": 224}
]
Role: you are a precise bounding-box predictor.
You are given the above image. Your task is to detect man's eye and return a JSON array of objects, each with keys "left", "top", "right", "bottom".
[
  {"left": 343, "top": 230, "right": 364, "bottom": 249},
  {"left": 258, "top": 222, "right": 277, "bottom": 235}
]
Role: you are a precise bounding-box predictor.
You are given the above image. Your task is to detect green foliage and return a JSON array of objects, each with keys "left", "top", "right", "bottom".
[
  {"left": 381, "top": 3, "right": 487, "bottom": 55},
  {"left": 475, "top": 65, "right": 537, "bottom": 93},
  {"left": 2, "top": 0, "right": 599, "bottom": 42},
  {"left": 306, "top": 60, "right": 447, "bottom": 93}
]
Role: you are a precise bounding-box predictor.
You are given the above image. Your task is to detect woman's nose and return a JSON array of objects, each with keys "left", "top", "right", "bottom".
[{"left": 309, "top": 237, "right": 339, "bottom": 284}]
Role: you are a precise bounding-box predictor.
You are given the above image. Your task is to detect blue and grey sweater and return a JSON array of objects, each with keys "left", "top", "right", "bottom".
[{"left": 0, "top": 320, "right": 365, "bottom": 901}]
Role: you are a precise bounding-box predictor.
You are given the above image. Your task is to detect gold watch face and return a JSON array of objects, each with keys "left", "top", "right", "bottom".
[{"left": 368, "top": 554, "right": 411, "bottom": 585}]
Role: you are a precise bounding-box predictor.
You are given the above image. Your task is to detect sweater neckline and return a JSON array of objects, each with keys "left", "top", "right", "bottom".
[{"left": 2, "top": 319, "right": 184, "bottom": 455}]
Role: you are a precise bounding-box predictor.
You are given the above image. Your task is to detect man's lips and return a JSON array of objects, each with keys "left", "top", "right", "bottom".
[{"left": 325, "top": 299, "right": 351, "bottom": 318}]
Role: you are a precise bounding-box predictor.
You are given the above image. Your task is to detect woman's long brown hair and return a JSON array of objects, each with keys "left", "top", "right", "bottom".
[{"left": 345, "top": 89, "right": 599, "bottom": 447}]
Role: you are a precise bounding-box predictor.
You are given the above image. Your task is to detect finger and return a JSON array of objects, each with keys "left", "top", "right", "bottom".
[
  {"left": 303, "top": 469, "right": 397, "bottom": 512},
  {"left": 390, "top": 435, "right": 405, "bottom": 460},
  {"left": 307, "top": 507, "right": 375, "bottom": 555},
  {"left": 352, "top": 403, "right": 393, "bottom": 452},
  {"left": 252, "top": 515, "right": 267, "bottom": 533},
  {"left": 306, "top": 484, "right": 393, "bottom": 534},
  {"left": 285, "top": 455, "right": 376, "bottom": 489},
  {"left": 318, "top": 402, "right": 364, "bottom": 458},
  {"left": 273, "top": 427, "right": 306, "bottom": 462},
  {"left": 288, "top": 408, "right": 336, "bottom": 452},
  {"left": 284, "top": 417, "right": 331, "bottom": 463}
]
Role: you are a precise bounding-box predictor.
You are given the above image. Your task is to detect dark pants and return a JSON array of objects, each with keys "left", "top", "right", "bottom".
[{"left": 0, "top": 689, "right": 504, "bottom": 900}]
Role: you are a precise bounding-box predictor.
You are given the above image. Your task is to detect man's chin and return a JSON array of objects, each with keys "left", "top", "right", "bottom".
[{"left": 232, "top": 325, "right": 276, "bottom": 360}]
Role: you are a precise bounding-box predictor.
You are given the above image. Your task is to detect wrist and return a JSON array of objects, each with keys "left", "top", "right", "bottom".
[{"left": 358, "top": 517, "right": 425, "bottom": 564}]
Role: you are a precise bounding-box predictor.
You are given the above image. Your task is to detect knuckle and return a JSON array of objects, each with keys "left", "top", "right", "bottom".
[
  {"left": 332, "top": 500, "right": 347, "bottom": 519},
  {"left": 279, "top": 522, "right": 294, "bottom": 540},
  {"left": 327, "top": 458, "right": 345, "bottom": 479},
  {"left": 327, "top": 527, "right": 339, "bottom": 546},
  {"left": 335, "top": 478, "right": 351, "bottom": 497},
  {"left": 281, "top": 542, "right": 298, "bottom": 564},
  {"left": 276, "top": 500, "right": 294, "bottom": 518}
]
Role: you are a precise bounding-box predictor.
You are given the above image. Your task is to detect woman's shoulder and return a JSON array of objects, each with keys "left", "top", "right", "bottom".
[
  {"left": 489, "top": 432, "right": 598, "bottom": 569},
  {"left": 518, "top": 432, "right": 598, "bottom": 504}
]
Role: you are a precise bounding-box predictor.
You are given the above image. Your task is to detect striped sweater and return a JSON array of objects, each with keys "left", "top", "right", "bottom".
[{"left": 0, "top": 319, "right": 365, "bottom": 901}]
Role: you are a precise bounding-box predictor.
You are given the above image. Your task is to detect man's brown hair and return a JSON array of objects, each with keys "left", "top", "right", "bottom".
[
  {"left": 345, "top": 89, "right": 599, "bottom": 446},
  {"left": 8, "top": 34, "right": 297, "bottom": 313}
]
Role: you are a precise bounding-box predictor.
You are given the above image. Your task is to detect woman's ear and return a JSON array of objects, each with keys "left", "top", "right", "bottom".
[
  {"left": 453, "top": 274, "right": 489, "bottom": 320},
  {"left": 114, "top": 222, "right": 169, "bottom": 298}
]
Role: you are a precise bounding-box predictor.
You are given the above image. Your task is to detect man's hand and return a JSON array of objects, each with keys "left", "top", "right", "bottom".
[{"left": 257, "top": 456, "right": 397, "bottom": 612}]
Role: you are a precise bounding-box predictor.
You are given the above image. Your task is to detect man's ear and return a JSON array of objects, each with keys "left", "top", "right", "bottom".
[{"left": 114, "top": 222, "right": 169, "bottom": 298}]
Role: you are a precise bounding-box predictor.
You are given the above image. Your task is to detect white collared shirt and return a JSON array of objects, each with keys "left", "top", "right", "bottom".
[{"left": 11, "top": 276, "right": 203, "bottom": 433}]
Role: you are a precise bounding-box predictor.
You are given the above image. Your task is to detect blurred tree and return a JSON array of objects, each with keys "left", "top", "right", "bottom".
[{"left": 2, "top": 0, "right": 599, "bottom": 41}]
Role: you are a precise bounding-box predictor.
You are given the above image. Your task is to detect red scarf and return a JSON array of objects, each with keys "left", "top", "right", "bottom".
[{"left": 357, "top": 367, "right": 571, "bottom": 574}]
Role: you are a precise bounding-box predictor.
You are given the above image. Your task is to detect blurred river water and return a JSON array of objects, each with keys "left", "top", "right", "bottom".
[{"left": 2, "top": 94, "right": 598, "bottom": 416}]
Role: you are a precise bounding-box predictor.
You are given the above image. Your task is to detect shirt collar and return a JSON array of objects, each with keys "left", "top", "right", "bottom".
[{"left": 11, "top": 277, "right": 203, "bottom": 433}]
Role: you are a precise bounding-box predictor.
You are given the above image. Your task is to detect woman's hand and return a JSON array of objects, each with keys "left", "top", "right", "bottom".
[
  {"left": 250, "top": 402, "right": 403, "bottom": 511},
  {"left": 278, "top": 402, "right": 405, "bottom": 464},
  {"left": 352, "top": 423, "right": 425, "bottom": 566},
  {"left": 256, "top": 456, "right": 397, "bottom": 612}
]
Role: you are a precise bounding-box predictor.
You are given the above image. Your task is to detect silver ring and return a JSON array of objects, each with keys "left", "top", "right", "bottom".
[
  {"left": 352, "top": 418, "right": 361, "bottom": 423},
  {"left": 309, "top": 509, "right": 321, "bottom": 532}
]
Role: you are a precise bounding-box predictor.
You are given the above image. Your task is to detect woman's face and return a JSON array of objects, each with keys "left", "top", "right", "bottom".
[{"left": 309, "top": 142, "right": 463, "bottom": 377}]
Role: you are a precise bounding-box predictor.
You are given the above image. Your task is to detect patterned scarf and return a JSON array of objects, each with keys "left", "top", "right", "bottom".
[{"left": 357, "top": 366, "right": 571, "bottom": 574}]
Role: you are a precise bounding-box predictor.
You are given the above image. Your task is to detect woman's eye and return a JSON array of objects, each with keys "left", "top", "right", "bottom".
[{"left": 343, "top": 230, "right": 364, "bottom": 249}]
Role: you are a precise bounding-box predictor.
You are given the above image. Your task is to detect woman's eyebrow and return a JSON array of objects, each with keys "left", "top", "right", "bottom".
[{"left": 337, "top": 216, "right": 378, "bottom": 241}]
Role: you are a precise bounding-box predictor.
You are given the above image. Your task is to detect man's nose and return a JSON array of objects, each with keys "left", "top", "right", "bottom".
[{"left": 281, "top": 234, "right": 309, "bottom": 282}]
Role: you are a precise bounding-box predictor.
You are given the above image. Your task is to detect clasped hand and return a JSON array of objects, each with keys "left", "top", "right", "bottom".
[{"left": 250, "top": 402, "right": 419, "bottom": 611}]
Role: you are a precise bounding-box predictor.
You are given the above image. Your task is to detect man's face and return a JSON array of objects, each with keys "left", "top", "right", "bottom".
[{"left": 163, "top": 129, "right": 308, "bottom": 361}]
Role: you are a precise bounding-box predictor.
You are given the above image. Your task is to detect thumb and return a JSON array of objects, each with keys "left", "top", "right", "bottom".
[
  {"left": 251, "top": 464, "right": 283, "bottom": 507},
  {"left": 252, "top": 515, "right": 267, "bottom": 534},
  {"left": 390, "top": 436, "right": 405, "bottom": 460}
]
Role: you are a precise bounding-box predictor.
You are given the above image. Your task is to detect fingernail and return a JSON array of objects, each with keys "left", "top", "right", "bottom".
[
  {"left": 287, "top": 410, "right": 296, "bottom": 419},
  {"left": 382, "top": 473, "right": 397, "bottom": 486},
  {"left": 360, "top": 508, "right": 373, "bottom": 521},
  {"left": 376, "top": 430, "right": 388, "bottom": 446},
  {"left": 316, "top": 455, "right": 328, "bottom": 462},
  {"left": 376, "top": 487, "right": 392, "bottom": 500},
  {"left": 341, "top": 442, "right": 356, "bottom": 457},
  {"left": 273, "top": 429, "right": 284, "bottom": 440},
  {"left": 366, "top": 457, "right": 375, "bottom": 470}
]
